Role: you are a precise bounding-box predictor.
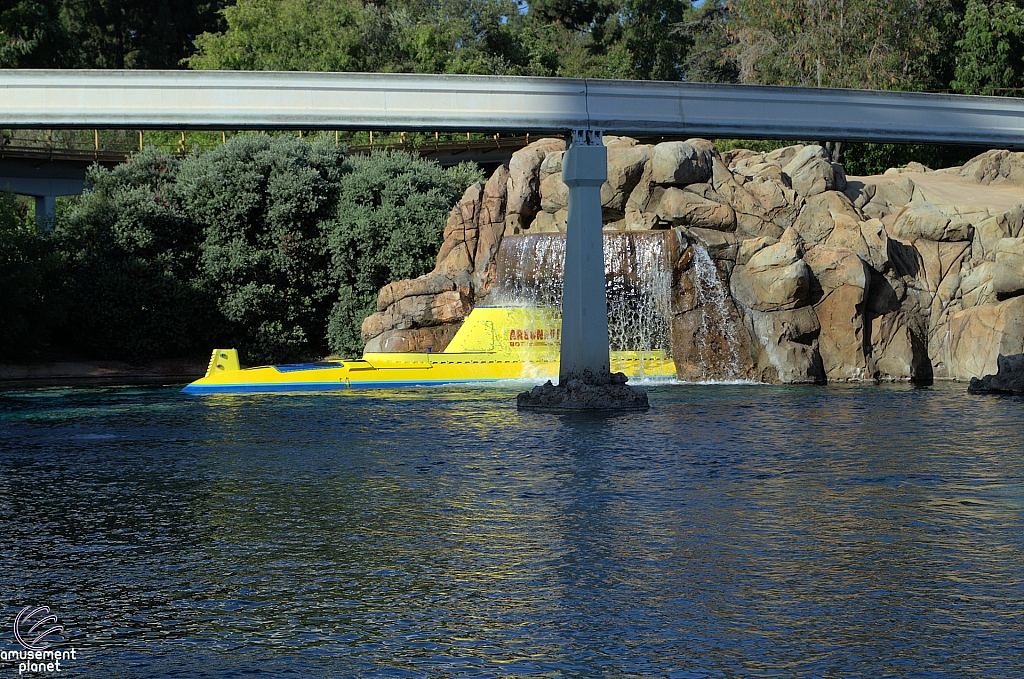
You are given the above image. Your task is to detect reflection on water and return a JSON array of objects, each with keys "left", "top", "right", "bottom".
[{"left": 1, "top": 384, "right": 1023, "bottom": 677}]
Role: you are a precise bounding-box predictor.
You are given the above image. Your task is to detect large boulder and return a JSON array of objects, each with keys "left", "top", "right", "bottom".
[
  {"left": 651, "top": 140, "right": 714, "bottom": 185},
  {"left": 730, "top": 231, "right": 812, "bottom": 312},
  {"left": 602, "top": 142, "right": 652, "bottom": 217},
  {"left": 929, "top": 296, "right": 1024, "bottom": 380},
  {"left": 783, "top": 145, "right": 836, "bottom": 197},
  {"left": 804, "top": 246, "right": 872, "bottom": 380},
  {"left": 504, "top": 138, "right": 564, "bottom": 234},
  {"left": 745, "top": 306, "right": 825, "bottom": 383},
  {"left": 958, "top": 149, "right": 1024, "bottom": 188},
  {"left": 792, "top": 191, "right": 863, "bottom": 244},
  {"left": 992, "top": 237, "right": 1024, "bottom": 300},
  {"left": 891, "top": 204, "right": 974, "bottom": 242},
  {"left": 655, "top": 187, "right": 736, "bottom": 231}
]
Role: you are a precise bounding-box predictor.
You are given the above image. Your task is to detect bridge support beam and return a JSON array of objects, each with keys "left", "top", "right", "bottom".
[
  {"left": 558, "top": 131, "right": 610, "bottom": 383},
  {"left": 1, "top": 173, "right": 85, "bottom": 230},
  {"left": 517, "top": 129, "right": 649, "bottom": 411}
]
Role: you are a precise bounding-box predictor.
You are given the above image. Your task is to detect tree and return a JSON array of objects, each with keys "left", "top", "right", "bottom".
[
  {"left": 186, "top": 0, "right": 692, "bottom": 80},
  {"left": 725, "top": 0, "right": 948, "bottom": 90},
  {"left": 58, "top": 149, "right": 218, "bottom": 360},
  {"left": 0, "top": 192, "right": 67, "bottom": 358},
  {"left": 60, "top": 0, "right": 226, "bottom": 69},
  {"left": 622, "top": 0, "right": 688, "bottom": 80},
  {"left": 952, "top": 0, "right": 1024, "bottom": 95},
  {"left": 188, "top": 0, "right": 364, "bottom": 71},
  {"left": 176, "top": 134, "right": 346, "bottom": 363},
  {"left": 0, "top": 0, "right": 74, "bottom": 67},
  {"left": 326, "top": 151, "right": 482, "bottom": 356}
]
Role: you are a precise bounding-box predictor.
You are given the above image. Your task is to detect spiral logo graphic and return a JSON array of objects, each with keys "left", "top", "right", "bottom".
[{"left": 13, "top": 606, "right": 65, "bottom": 651}]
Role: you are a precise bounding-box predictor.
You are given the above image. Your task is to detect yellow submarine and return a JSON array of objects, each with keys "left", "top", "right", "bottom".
[{"left": 182, "top": 307, "right": 675, "bottom": 393}]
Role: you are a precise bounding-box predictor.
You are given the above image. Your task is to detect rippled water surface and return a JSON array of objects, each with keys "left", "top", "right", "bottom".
[{"left": 1, "top": 382, "right": 1023, "bottom": 677}]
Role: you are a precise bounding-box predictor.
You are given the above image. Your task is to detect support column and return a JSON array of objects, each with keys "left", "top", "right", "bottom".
[
  {"left": 559, "top": 130, "right": 609, "bottom": 383},
  {"left": 34, "top": 195, "right": 57, "bottom": 229}
]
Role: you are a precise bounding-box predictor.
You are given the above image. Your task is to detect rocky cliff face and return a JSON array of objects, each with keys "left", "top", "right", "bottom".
[{"left": 361, "top": 139, "right": 1024, "bottom": 384}]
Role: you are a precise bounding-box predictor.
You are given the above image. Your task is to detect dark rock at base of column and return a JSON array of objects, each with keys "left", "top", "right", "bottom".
[
  {"left": 517, "top": 369, "right": 650, "bottom": 411},
  {"left": 968, "top": 353, "right": 1024, "bottom": 394}
]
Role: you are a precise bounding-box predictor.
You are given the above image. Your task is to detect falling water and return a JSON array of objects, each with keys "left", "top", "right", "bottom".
[
  {"left": 491, "top": 233, "right": 673, "bottom": 371},
  {"left": 688, "top": 244, "right": 744, "bottom": 380}
]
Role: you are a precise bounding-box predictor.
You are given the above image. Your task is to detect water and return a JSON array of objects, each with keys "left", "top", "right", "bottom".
[
  {"left": 688, "top": 245, "right": 744, "bottom": 380},
  {"left": 1, "top": 383, "right": 1023, "bottom": 677},
  {"left": 492, "top": 233, "right": 673, "bottom": 355}
]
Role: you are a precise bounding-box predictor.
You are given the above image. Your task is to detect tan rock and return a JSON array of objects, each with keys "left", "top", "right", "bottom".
[
  {"left": 930, "top": 296, "right": 1024, "bottom": 379},
  {"left": 602, "top": 144, "right": 652, "bottom": 214},
  {"left": 764, "top": 145, "right": 804, "bottom": 167},
  {"left": 505, "top": 138, "right": 564, "bottom": 225},
  {"left": 957, "top": 149, "right": 1024, "bottom": 188},
  {"left": 745, "top": 306, "right": 825, "bottom": 383},
  {"left": 539, "top": 172, "right": 568, "bottom": 213},
  {"left": 651, "top": 141, "right": 714, "bottom": 185},
  {"left": 793, "top": 191, "right": 862, "bottom": 244},
  {"left": 961, "top": 261, "right": 998, "bottom": 308},
  {"left": 730, "top": 259, "right": 811, "bottom": 312},
  {"left": 868, "top": 311, "right": 924, "bottom": 381},
  {"left": 891, "top": 204, "right": 974, "bottom": 242},
  {"left": 783, "top": 145, "right": 836, "bottom": 197},
  {"left": 737, "top": 236, "right": 778, "bottom": 266},
  {"left": 804, "top": 247, "right": 872, "bottom": 380},
  {"left": 472, "top": 165, "right": 510, "bottom": 293},
  {"left": 377, "top": 273, "right": 456, "bottom": 312},
  {"left": 656, "top": 187, "right": 736, "bottom": 231},
  {"left": 686, "top": 227, "right": 738, "bottom": 262},
  {"left": 539, "top": 150, "right": 563, "bottom": 179}
]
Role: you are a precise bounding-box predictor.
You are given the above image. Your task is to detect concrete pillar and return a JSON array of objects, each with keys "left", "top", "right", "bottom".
[
  {"left": 34, "top": 195, "right": 57, "bottom": 229},
  {"left": 559, "top": 135, "right": 609, "bottom": 383}
]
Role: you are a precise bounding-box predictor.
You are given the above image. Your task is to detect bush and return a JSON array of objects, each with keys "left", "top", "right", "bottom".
[
  {"left": 58, "top": 149, "right": 219, "bottom": 360},
  {"left": 50, "top": 135, "right": 478, "bottom": 364},
  {"left": 177, "top": 134, "right": 346, "bottom": 364},
  {"left": 0, "top": 192, "right": 67, "bottom": 359},
  {"left": 326, "top": 151, "right": 483, "bottom": 357}
]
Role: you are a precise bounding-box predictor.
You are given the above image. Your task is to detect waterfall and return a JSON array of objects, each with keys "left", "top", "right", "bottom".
[
  {"left": 686, "top": 243, "right": 744, "bottom": 380},
  {"left": 491, "top": 233, "right": 674, "bottom": 373}
]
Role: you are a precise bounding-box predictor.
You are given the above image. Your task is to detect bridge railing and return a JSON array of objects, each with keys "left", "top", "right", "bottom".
[{"left": 0, "top": 129, "right": 552, "bottom": 165}]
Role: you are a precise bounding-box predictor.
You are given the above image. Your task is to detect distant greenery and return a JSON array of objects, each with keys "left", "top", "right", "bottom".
[
  {"left": 0, "top": 136, "right": 480, "bottom": 364},
  {"left": 0, "top": 192, "right": 67, "bottom": 359}
]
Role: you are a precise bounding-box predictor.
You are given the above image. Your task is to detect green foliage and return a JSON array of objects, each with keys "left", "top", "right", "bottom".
[
  {"left": 952, "top": 0, "right": 1024, "bottom": 95},
  {"left": 187, "top": 0, "right": 689, "bottom": 79},
  {"left": 724, "top": 0, "right": 949, "bottom": 90},
  {"left": 622, "top": 0, "right": 688, "bottom": 80},
  {"left": 841, "top": 142, "right": 986, "bottom": 176},
  {"left": 42, "top": 136, "right": 475, "bottom": 364},
  {"left": 326, "top": 152, "right": 484, "bottom": 357},
  {"left": 60, "top": 0, "right": 228, "bottom": 68},
  {"left": 713, "top": 139, "right": 797, "bottom": 154},
  {"left": 189, "top": 0, "right": 364, "bottom": 71},
  {"left": 0, "top": 0, "right": 74, "bottom": 67},
  {"left": 177, "top": 134, "right": 346, "bottom": 363},
  {"left": 0, "top": 192, "right": 67, "bottom": 359},
  {"left": 58, "top": 150, "right": 219, "bottom": 360}
]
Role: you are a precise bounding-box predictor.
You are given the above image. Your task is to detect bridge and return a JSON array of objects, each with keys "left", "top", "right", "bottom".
[{"left": 4, "top": 69, "right": 1024, "bottom": 387}]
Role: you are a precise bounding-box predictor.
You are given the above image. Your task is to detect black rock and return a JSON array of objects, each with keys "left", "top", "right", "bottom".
[
  {"left": 968, "top": 353, "right": 1024, "bottom": 394},
  {"left": 517, "top": 369, "right": 649, "bottom": 411}
]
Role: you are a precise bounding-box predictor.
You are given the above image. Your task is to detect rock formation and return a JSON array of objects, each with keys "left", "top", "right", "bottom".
[
  {"left": 362, "top": 137, "right": 1024, "bottom": 385},
  {"left": 968, "top": 353, "right": 1024, "bottom": 394},
  {"left": 516, "top": 369, "right": 650, "bottom": 411}
]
